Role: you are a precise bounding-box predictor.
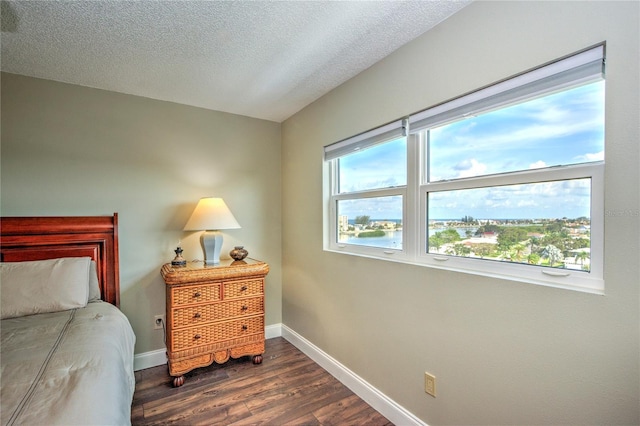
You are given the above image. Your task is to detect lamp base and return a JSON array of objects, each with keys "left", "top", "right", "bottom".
[{"left": 201, "top": 230, "right": 223, "bottom": 264}]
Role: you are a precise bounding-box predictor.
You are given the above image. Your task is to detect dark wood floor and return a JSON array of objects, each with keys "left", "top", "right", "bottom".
[{"left": 132, "top": 337, "right": 393, "bottom": 425}]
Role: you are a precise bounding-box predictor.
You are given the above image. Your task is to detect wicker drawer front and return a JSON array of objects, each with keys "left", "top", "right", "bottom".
[
  {"left": 172, "top": 297, "right": 264, "bottom": 328},
  {"left": 172, "top": 284, "right": 220, "bottom": 306},
  {"left": 171, "top": 315, "right": 264, "bottom": 351},
  {"left": 224, "top": 279, "right": 263, "bottom": 299}
]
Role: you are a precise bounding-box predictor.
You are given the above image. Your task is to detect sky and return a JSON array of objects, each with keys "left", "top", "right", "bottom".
[{"left": 337, "top": 81, "right": 604, "bottom": 220}]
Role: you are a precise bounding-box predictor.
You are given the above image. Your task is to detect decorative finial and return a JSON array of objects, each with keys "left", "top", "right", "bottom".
[{"left": 171, "top": 246, "right": 186, "bottom": 266}]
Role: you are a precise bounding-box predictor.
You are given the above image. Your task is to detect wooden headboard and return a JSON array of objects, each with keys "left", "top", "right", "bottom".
[{"left": 0, "top": 214, "right": 120, "bottom": 307}]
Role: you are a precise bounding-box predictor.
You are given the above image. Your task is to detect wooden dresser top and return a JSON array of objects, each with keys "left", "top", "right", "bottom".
[{"left": 161, "top": 259, "right": 269, "bottom": 285}]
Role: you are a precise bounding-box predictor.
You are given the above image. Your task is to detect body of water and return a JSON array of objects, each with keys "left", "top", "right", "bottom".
[{"left": 339, "top": 227, "right": 478, "bottom": 249}]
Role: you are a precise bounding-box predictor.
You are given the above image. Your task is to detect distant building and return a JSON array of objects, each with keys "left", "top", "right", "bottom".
[
  {"left": 338, "top": 215, "right": 349, "bottom": 232},
  {"left": 372, "top": 220, "right": 397, "bottom": 229}
]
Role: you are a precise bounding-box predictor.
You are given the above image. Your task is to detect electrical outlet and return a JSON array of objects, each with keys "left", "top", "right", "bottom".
[
  {"left": 425, "top": 372, "right": 436, "bottom": 397},
  {"left": 154, "top": 315, "right": 165, "bottom": 330}
]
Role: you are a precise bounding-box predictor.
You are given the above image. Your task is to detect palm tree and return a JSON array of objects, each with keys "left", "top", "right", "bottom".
[
  {"left": 510, "top": 243, "right": 527, "bottom": 262},
  {"left": 529, "top": 236, "right": 540, "bottom": 253},
  {"left": 429, "top": 235, "right": 444, "bottom": 253},
  {"left": 528, "top": 253, "right": 541, "bottom": 265},
  {"left": 576, "top": 250, "right": 589, "bottom": 270}
]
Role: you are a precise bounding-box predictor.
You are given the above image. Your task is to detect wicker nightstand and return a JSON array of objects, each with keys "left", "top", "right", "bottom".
[{"left": 161, "top": 259, "right": 269, "bottom": 387}]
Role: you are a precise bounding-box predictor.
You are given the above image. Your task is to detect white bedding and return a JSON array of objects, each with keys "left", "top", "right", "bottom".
[{"left": 1, "top": 301, "right": 136, "bottom": 426}]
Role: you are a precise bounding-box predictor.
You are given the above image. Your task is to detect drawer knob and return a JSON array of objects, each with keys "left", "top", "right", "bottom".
[
  {"left": 194, "top": 292, "right": 201, "bottom": 298},
  {"left": 241, "top": 325, "right": 248, "bottom": 331},
  {"left": 241, "top": 305, "right": 248, "bottom": 311},
  {"left": 194, "top": 312, "right": 201, "bottom": 318},
  {"left": 240, "top": 286, "right": 248, "bottom": 292},
  {"left": 194, "top": 334, "right": 201, "bottom": 340}
]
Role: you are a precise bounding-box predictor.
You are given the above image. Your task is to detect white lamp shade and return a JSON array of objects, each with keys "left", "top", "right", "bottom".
[{"left": 183, "top": 197, "right": 241, "bottom": 231}]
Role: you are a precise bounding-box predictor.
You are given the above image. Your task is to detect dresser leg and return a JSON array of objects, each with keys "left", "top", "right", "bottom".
[
  {"left": 172, "top": 375, "right": 185, "bottom": 387},
  {"left": 252, "top": 354, "right": 263, "bottom": 365}
]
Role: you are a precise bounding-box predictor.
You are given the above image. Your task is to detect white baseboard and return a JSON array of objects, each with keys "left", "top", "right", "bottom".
[
  {"left": 134, "top": 348, "right": 167, "bottom": 371},
  {"left": 132, "top": 322, "right": 424, "bottom": 426},
  {"left": 281, "top": 324, "right": 426, "bottom": 426},
  {"left": 265, "top": 323, "right": 282, "bottom": 339}
]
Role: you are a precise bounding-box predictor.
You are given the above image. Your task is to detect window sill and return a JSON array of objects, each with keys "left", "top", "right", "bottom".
[{"left": 324, "top": 247, "right": 604, "bottom": 295}]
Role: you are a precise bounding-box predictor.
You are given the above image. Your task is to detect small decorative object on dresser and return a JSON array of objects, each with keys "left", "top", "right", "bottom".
[
  {"left": 230, "top": 246, "right": 248, "bottom": 261},
  {"left": 171, "top": 246, "right": 187, "bottom": 266},
  {"left": 161, "top": 258, "right": 269, "bottom": 387}
]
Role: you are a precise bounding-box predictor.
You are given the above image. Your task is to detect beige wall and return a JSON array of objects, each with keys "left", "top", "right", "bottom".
[
  {"left": 282, "top": 1, "right": 639, "bottom": 425},
  {"left": 1, "top": 73, "right": 283, "bottom": 355}
]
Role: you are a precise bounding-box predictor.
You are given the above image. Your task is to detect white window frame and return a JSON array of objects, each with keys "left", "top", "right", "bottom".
[
  {"left": 417, "top": 155, "right": 604, "bottom": 293},
  {"left": 324, "top": 44, "right": 605, "bottom": 294},
  {"left": 326, "top": 119, "right": 413, "bottom": 260}
]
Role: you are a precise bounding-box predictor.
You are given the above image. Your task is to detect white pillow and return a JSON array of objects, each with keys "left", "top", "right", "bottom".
[
  {"left": 0, "top": 257, "right": 91, "bottom": 319},
  {"left": 88, "top": 260, "right": 102, "bottom": 302}
]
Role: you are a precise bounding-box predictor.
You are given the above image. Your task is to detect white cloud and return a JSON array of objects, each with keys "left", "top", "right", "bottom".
[
  {"left": 529, "top": 160, "right": 547, "bottom": 169},
  {"left": 574, "top": 151, "right": 604, "bottom": 162},
  {"left": 453, "top": 158, "right": 487, "bottom": 178},
  {"left": 517, "top": 199, "right": 538, "bottom": 207}
]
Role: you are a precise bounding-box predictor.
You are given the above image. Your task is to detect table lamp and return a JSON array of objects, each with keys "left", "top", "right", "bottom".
[{"left": 183, "top": 197, "right": 241, "bottom": 264}]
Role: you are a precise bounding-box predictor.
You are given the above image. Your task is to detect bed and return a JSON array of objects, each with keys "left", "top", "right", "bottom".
[{"left": 0, "top": 214, "right": 136, "bottom": 426}]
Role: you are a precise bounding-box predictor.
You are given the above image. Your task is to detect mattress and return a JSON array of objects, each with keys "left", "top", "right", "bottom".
[{"left": 1, "top": 301, "right": 136, "bottom": 426}]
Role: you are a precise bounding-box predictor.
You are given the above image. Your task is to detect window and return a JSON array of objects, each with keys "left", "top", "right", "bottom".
[
  {"left": 325, "top": 120, "right": 408, "bottom": 254},
  {"left": 324, "top": 45, "right": 605, "bottom": 293}
]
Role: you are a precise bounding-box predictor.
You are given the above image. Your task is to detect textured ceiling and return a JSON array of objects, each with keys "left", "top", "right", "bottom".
[{"left": 1, "top": 1, "right": 470, "bottom": 122}]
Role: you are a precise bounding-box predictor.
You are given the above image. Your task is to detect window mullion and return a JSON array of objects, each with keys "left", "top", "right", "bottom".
[
  {"left": 332, "top": 187, "right": 405, "bottom": 201},
  {"left": 422, "top": 162, "right": 603, "bottom": 193},
  {"left": 404, "top": 133, "right": 420, "bottom": 258}
]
